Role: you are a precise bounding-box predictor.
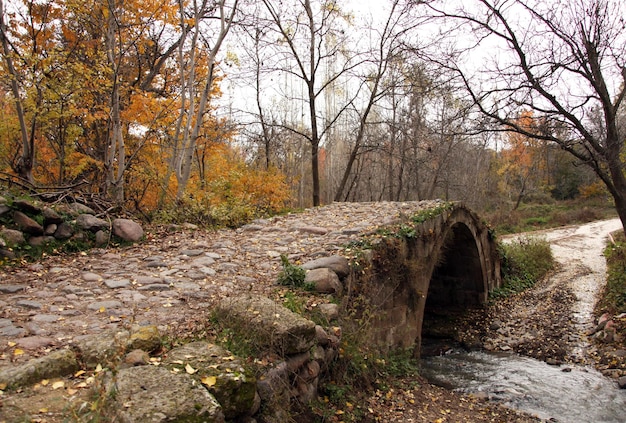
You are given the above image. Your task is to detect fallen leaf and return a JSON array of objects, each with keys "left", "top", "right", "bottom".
[
  {"left": 13, "top": 348, "right": 24, "bottom": 356},
  {"left": 7, "top": 341, "right": 16, "bottom": 347},
  {"left": 95, "top": 364, "right": 103, "bottom": 373},
  {"left": 74, "top": 370, "right": 86, "bottom": 377},
  {"left": 52, "top": 381, "right": 65, "bottom": 389},
  {"left": 185, "top": 363, "right": 197, "bottom": 374},
  {"left": 67, "top": 388, "right": 78, "bottom": 395},
  {"left": 41, "top": 379, "right": 49, "bottom": 386},
  {"left": 39, "top": 408, "right": 49, "bottom": 413},
  {"left": 201, "top": 376, "right": 217, "bottom": 387}
]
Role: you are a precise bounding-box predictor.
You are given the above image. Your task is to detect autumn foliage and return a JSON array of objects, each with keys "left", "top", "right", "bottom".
[{"left": 0, "top": 0, "right": 290, "bottom": 224}]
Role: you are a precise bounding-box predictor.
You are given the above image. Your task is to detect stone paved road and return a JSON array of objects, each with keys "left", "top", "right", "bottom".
[{"left": 0, "top": 201, "right": 442, "bottom": 366}]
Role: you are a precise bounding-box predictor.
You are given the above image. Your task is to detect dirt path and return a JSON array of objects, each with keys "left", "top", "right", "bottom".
[{"left": 483, "top": 218, "right": 623, "bottom": 364}]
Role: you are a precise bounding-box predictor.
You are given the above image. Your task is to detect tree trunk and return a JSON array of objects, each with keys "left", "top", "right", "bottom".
[{"left": 0, "top": 0, "right": 33, "bottom": 183}]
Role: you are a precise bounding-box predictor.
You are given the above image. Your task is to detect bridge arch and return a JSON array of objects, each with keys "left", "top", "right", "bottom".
[{"left": 353, "top": 203, "right": 501, "bottom": 357}]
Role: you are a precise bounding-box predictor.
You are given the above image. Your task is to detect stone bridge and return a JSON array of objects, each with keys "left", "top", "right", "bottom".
[
  {"left": 343, "top": 201, "right": 501, "bottom": 355},
  {"left": 0, "top": 199, "right": 501, "bottom": 420}
]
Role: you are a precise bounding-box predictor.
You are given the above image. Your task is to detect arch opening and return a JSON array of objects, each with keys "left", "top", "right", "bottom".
[{"left": 421, "top": 222, "right": 486, "bottom": 352}]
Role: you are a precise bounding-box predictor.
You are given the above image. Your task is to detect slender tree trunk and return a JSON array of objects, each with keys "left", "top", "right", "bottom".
[
  {"left": 0, "top": 0, "right": 33, "bottom": 182},
  {"left": 105, "top": 0, "right": 125, "bottom": 203}
]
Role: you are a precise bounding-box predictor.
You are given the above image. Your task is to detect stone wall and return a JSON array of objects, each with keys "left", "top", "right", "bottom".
[{"left": 0, "top": 194, "right": 144, "bottom": 259}]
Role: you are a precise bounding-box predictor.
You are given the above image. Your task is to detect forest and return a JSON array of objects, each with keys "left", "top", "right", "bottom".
[{"left": 0, "top": 0, "right": 624, "bottom": 231}]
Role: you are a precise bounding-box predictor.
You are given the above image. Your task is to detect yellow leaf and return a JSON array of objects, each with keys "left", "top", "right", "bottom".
[
  {"left": 201, "top": 376, "right": 217, "bottom": 387},
  {"left": 95, "top": 364, "right": 103, "bottom": 373},
  {"left": 0, "top": 382, "right": 7, "bottom": 390},
  {"left": 67, "top": 388, "right": 78, "bottom": 395},
  {"left": 13, "top": 348, "right": 24, "bottom": 356},
  {"left": 74, "top": 370, "right": 86, "bottom": 377},
  {"left": 52, "top": 381, "right": 65, "bottom": 389},
  {"left": 41, "top": 379, "right": 49, "bottom": 386},
  {"left": 7, "top": 341, "right": 16, "bottom": 347},
  {"left": 185, "top": 364, "right": 196, "bottom": 374},
  {"left": 99, "top": 306, "right": 106, "bottom": 313},
  {"left": 39, "top": 408, "right": 49, "bottom": 413}
]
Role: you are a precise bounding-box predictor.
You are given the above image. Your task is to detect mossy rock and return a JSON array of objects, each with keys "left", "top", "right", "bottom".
[
  {"left": 111, "top": 365, "right": 224, "bottom": 423},
  {"left": 163, "top": 341, "right": 257, "bottom": 419}
]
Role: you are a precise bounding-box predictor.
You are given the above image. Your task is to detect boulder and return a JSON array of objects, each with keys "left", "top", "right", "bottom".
[
  {"left": 127, "top": 325, "right": 161, "bottom": 352},
  {"left": 0, "top": 204, "right": 10, "bottom": 216},
  {"left": 13, "top": 199, "right": 42, "bottom": 214},
  {"left": 76, "top": 214, "right": 108, "bottom": 232},
  {"left": 112, "top": 218, "right": 144, "bottom": 242},
  {"left": 67, "top": 203, "right": 96, "bottom": 216},
  {"left": 13, "top": 211, "right": 44, "bottom": 235},
  {"left": 318, "top": 303, "right": 340, "bottom": 321},
  {"left": 72, "top": 328, "right": 130, "bottom": 368},
  {"left": 216, "top": 294, "right": 317, "bottom": 355},
  {"left": 305, "top": 267, "right": 342, "bottom": 294},
  {"left": 302, "top": 255, "right": 351, "bottom": 278},
  {"left": 111, "top": 365, "right": 225, "bottom": 423},
  {"left": 42, "top": 207, "right": 63, "bottom": 225},
  {"left": 0, "top": 349, "right": 79, "bottom": 389},
  {"left": 163, "top": 341, "right": 257, "bottom": 419},
  {"left": 53, "top": 222, "right": 74, "bottom": 240},
  {"left": 95, "top": 230, "right": 108, "bottom": 245},
  {"left": 28, "top": 236, "right": 55, "bottom": 247},
  {"left": 0, "top": 229, "right": 26, "bottom": 247}
]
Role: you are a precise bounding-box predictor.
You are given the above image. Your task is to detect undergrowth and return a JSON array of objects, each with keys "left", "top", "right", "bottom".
[
  {"left": 490, "top": 236, "right": 554, "bottom": 299},
  {"left": 601, "top": 235, "right": 626, "bottom": 313}
]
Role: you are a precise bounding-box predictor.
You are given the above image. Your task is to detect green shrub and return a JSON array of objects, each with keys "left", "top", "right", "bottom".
[
  {"left": 603, "top": 240, "right": 626, "bottom": 312},
  {"left": 492, "top": 236, "right": 554, "bottom": 299},
  {"left": 276, "top": 254, "right": 307, "bottom": 288}
]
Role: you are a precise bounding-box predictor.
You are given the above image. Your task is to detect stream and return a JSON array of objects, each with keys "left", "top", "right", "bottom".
[
  {"left": 420, "top": 219, "right": 626, "bottom": 422},
  {"left": 421, "top": 348, "right": 626, "bottom": 422}
]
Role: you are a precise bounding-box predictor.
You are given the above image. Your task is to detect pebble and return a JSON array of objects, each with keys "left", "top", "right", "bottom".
[
  {"left": 0, "top": 285, "right": 27, "bottom": 294},
  {"left": 16, "top": 336, "right": 56, "bottom": 349},
  {"left": 105, "top": 279, "right": 132, "bottom": 289},
  {"left": 16, "top": 300, "right": 43, "bottom": 309},
  {"left": 82, "top": 272, "right": 102, "bottom": 281},
  {"left": 32, "top": 315, "right": 61, "bottom": 323},
  {"left": 87, "top": 300, "right": 123, "bottom": 310}
]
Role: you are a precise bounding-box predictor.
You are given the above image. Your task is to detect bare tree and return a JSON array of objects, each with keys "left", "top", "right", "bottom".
[
  {"left": 260, "top": 0, "right": 364, "bottom": 206},
  {"left": 332, "top": 0, "right": 414, "bottom": 202},
  {"left": 424, "top": 0, "right": 626, "bottom": 233}
]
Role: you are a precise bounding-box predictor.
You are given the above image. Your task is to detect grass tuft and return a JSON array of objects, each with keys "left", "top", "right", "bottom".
[{"left": 491, "top": 236, "right": 554, "bottom": 299}]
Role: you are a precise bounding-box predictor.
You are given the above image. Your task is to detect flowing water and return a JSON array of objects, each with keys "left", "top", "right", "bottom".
[
  {"left": 421, "top": 219, "right": 626, "bottom": 422},
  {"left": 421, "top": 349, "right": 626, "bottom": 423}
]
